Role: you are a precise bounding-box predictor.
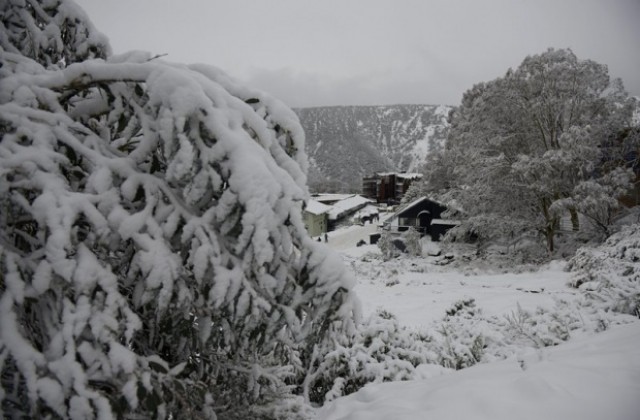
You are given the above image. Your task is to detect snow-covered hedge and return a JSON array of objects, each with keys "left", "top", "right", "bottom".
[
  {"left": 567, "top": 224, "right": 640, "bottom": 317},
  {"left": 0, "top": 1, "right": 357, "bottom": 418}
]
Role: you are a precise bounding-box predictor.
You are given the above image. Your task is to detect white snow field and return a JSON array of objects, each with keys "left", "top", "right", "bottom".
[
  {"left": 351, "top": 256, "right": 573, "bottom": 329},
  {"left": 317, "top": 322, "right": 640, "bottom": 420},
  {"left": 326, "top": 222, "right": 576, "bottom": 329},
  {"left": 319, "top": 222, "right": 640, "bottom": 420}
]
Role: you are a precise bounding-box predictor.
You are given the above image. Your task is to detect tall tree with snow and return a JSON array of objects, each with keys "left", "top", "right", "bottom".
[
  {"left": 431, "top": 48, "right": 636, "bottom": 252},
  {"left": 0, "top": 1, "right": 357, "bottom": 418}
]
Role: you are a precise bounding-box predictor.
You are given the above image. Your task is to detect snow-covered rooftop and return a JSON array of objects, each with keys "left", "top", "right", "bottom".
[
  {"left": 396, "top": 173, "right": 423, "bottom": 179},
  {"left": 305, "top": 199, "right": 332, "bottom": 215},
  {"left": 387, "top": 196, "right": 435, "bottom": 220},
  {"left": 431, "top": 218, "right": 461, "bottom": 225},
  {"left": 312, "top": 193, "right": 355, "bottom": 203},
  {"left": 383, "top": 196, "right": 455, "bottom": 227},
  {"left": 353, "top": 204, "right": 379, "bottom": 219},
  {"left": 328, "top": 195, "right": 372, "bottom": 220}
]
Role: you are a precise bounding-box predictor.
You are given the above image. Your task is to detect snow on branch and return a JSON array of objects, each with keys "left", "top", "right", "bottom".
[
  {"left": 0, "top": 3, "right": 356, "bottom": 417},
  {"left": 0, "top": 0, "right": 111, "bottom": 68}
]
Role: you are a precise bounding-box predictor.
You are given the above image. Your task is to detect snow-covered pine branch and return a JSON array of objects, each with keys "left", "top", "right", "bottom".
[{"left": 0, "top": 1, "right": 357, "bottom": 418}]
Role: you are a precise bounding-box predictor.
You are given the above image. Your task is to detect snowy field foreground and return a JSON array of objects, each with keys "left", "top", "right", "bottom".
[
  {"left": 351, "top": 256, "right": 573, "bottom": 329},
  {"left": 319, "top": 223, "right": 640, "bottom": 420},
  {"left": 327, "top": 224, "right": 577, "bottom": 329},
  {"left": 317, "top": 322, "right": 640, "bottom": 420}
]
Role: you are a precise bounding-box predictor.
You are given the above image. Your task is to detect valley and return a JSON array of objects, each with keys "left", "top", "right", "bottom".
[{"left": 296, "top": 104, "right": 451, "bottom": 192}]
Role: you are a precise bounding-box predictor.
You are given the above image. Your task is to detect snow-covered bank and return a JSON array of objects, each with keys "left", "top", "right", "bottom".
[
  {"left": 319, "top": 221, "right": 640, "bottom": 419},
  {"left": 317, "top": 321, "right": 640, "bottom": 420}
]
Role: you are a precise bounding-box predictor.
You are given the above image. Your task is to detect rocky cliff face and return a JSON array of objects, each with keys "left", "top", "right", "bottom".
[{"left": 295, "top": 104, "right": 452, "bottom": 192}]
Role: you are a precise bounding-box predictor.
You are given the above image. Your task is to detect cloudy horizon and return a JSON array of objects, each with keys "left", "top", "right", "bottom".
[{"left": 75, "top": 0, "right": 640, "bottom": 108}]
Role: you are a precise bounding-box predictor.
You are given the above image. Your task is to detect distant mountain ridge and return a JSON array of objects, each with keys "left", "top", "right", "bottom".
[{"left": 295, "top": 104, "right": 452, "bottom": 192}]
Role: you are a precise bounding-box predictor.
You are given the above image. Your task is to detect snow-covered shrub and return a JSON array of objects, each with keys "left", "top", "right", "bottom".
[
  {"left": 444, "top": 215, "right": 553, "bottom": 268},
  {"left": 433, "top": 299, "right": 487, "bottom": 369},
  {"left": 0, "top": 1, "right": 357, "bottom": 418},
  {"left": 307, "top": 310, "right": 437, "bottom": 403},
  {"left": 432, "top": 298, "right": 586, "bottom": 369},
  {"left": 377, "top": 231, "right": 399, "bottom": 260},
  {"left": 404, "top": 227, "right": 422, "bottom": 257},
  {"left": 385, "top": 277, "right": 400, "bottom": 287},
  {"left": 567, "top": 224, "right": 640, "bottom": 317},
  {"left": 502, "top": 302, "right": 583, "bottom": 348}
]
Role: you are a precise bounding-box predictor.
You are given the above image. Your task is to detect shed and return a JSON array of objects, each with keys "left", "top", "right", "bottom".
[{"left": 384, "top": 197, "right": 460, "bottom": 241}]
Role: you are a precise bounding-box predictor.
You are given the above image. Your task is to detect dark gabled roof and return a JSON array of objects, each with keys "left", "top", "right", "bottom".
[
  {"left": 384, "top": 196, "right": 465, "bottom": 226},
  {"left": 396, "top": 196, "right": 446, "bottom": 216},
  {"left": 383, "top": 197, "right": 442, "bottom": 225}
]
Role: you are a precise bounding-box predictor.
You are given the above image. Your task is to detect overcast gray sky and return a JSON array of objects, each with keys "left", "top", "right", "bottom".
[{"left": 75, "top": 0, "right": 640, "bottom": 108}]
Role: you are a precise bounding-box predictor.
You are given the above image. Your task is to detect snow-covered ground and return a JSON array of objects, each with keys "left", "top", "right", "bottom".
[
  {"left": 317, "top": 322, "right": 640, "bottom": 420},
  {"left": 326, "top": 222, "right": 380, "bottom": 252},
  {"left": 352, "top": 258, "right": 574, "bottom": 330},
  {"left": 319, "top": 222, "right": 640, "bottom": 420},
  {"left": 326, "top": 221, "right": 576, "bottom": 329}
]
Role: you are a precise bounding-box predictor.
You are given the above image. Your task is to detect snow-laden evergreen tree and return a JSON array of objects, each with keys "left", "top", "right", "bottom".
[
  {"left": 430, "top": 49, "right": 636, "bottom": 252},
  {"left": 0, "top": 1, "right": 357, "bottom": 418}
]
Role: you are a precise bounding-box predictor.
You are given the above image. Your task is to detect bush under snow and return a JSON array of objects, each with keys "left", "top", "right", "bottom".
[
  {"left": 308, "top": 309, "right": 436, "bottom": 403},
  {"left": 333, "top": 231, "right": 640, "bottom": 399},
  {"left": 0, "top": 1, "right": 357, "bottom": 418},
  {"left": 567, "top": 223, "right": 640, "bottom": 317}
]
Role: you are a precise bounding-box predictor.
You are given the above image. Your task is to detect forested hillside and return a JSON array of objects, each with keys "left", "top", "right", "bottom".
[{"left": 296, "top": 105, "right": 451, "bottom": 192}]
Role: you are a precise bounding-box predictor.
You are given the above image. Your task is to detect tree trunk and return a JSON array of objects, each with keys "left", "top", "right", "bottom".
[
  {"left": 545, "top": 227, "right": 555, "bottom": 253},
  {"left": 541, "top": 198, "right": 556, "bottom": 253},
  {"left": 569, "top": 208, "right": 580, "bottom": 231}
]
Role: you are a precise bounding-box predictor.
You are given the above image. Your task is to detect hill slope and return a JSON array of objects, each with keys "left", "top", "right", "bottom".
[{"left": 295, "top": 104, "right": 452, "bottom": 192}]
